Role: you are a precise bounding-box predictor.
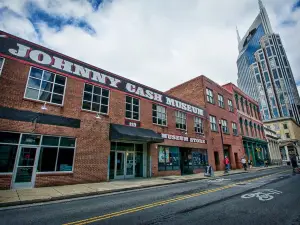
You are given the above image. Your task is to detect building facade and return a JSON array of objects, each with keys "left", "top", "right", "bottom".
[
  {"left": 166, "top": 76, "right": 244, "bottom": 171},
  {"left": 264, "top": 118, "right": 300, "bottom": 164},
  {"left": 0, "top": 31, "right": 210, "bottom": 189},
  {"left": 236, "top": 0, "right": 300, "bottom": 124},
  {"left": 222, "top": 83, "right": 268, "bottom": 167},
  {"left": 263, "top": 126, "right": 282, "bottom": 165}
]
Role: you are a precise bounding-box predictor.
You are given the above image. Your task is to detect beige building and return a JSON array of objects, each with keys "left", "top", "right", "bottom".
[
  {"left": 263, "top": 126, "right": 281, "bottom": 165},
  {"left": 264, "top": 117, "right": 300, "bottom": 164}
]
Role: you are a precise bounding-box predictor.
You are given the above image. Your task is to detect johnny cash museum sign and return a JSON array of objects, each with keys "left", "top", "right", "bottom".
[
  {"left": 0, "top": 31, "right": 204, "bottom": 117},
  {"left": 161, "top": 133, "right": 206, "bottom": 144}
]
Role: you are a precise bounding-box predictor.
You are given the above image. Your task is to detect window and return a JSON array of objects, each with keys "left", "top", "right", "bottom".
[
  {"left": 239, "top": 118, "right": 244, "bottom": 135},
  {"left": 278, "top": 69, "right": 283, "bottom": 78},
  {"left": 275, "top": 80, "right": 281, "bottom": 89},
  {"left": 264, "top": 72, "right": 270, "bottom": 82},
  {"left": 256, "top": 75, "right": 261, "bottom": 83},
  {"left": 218, "top": 94, "right": 224, "bottom": 108},
  {"left": 282, "top": 106, "right": 289, "bottom": 117},
  {"left": 228, "top": 99, "right": 234, "bottom": 112},
  {"left": 38, "top": 136, "right": 75, "bottom": 172},
  {"left": 270, "top": 97, "right": 276, "bottom": 107},
  {"left": 266, "top": 47, "right": 272, "bottom": 57},
  {"left": 193, "top": 151, "right": 208, "bottom": 168},
  {"left": 0, "top": 144, "right": 18, "bottom": 173},
  {"left": 194, "top": 117, "right": 203, "bottom": 134},
  {"left": 272, "top": 69, "right": 278, "bottom": 79},
  {"left": 285, "top": 133, "right": 290, "bottom": 139},
  {"left": 273, "top": 108, "right": 279, "bottom": 118},
  {"left": 270, "top": 39, "right": 273, "bottom": 45},
  {"left": 125, "top": 96, "right": 140, "bottom": 120},
  {"left": 210, "top": 115, "right": 217, "bottom": 132},
  {"left": 82, "top": 83, "right": 110, "bottom": 114},
  {"left": 25, "top": 67, "right": 66, "bottom": 105},
  {"left": 158, "top": 146, "right": 179, "bottom": 171},
  {"left": 0, "top": 57, "right": 4, "bottom": 76},
  {"left": 279, "top": 46, "right": 284, "bottom": 55},
  {"left": 152, "top": 105, "right": 167, "bottom": 126},
  {"left": 206, "top": 88, "right": 214, "bottom": 104},
  {"left": 232, "top": 122, "right": 238, "bottom": 136},
  {"left": 175, "top": 111, "right": 187, "bottom": 130},
  {"left": 261, "top": 61, "right": 266, "bottom": 71},
  {"left": 286, "top": 68, "right": 292, "bottom": 79},
  {"left": 254, "top": 67, "right": 259, "bottom": 74},
  {"left": 220, "top": 119, "right": 229, "bottom": 133},
  {"left": 283, "top": 124, "right": 288, "bottom": 129},
  {"left": 274, "top": 57, "right": 279, "bottom": 66},
  {"left": 277, "top": 38, "right": 281, "bottom": 45},
  {"left": 271, "top": 46, "right": 275, "bottom": 55},
  {"left": 259, "top": 54, "right": 264, "bottom": 60},
  {"left": 283, "top": 57, "right": 288, "bottom": 67}
]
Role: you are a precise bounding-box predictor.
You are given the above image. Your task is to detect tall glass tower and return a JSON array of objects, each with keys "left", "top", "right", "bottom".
[{"left": 237, "top": 0, "right": 300, "bottom": 124}]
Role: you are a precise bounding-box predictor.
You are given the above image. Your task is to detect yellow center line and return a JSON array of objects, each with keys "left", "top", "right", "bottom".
[{"left": 63, "top": 169, "right": 290, "bottom": 225}]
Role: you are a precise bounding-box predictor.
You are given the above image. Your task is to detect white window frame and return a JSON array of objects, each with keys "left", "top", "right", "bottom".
[
  {"left": 0, "top": 57, "right": 5, "bottom": 77},
  {"left": 24, "top": 67, "right": 67, "bottom": 106},
  {"left": 125, "top": 96, "right": 140, "bottom": 121},
  {"left": 194, "top": 117, "right": 203, "bottom": 134},
  {"left": 152, "top": 104, "right": 167, "bottom": 126},
  {"left": 81, "top": 83, "right": 110, "bottom": 115},
  {"left": 228, "top": 99, "right": 234, "bottom": 112},
  {"left": 218, "top": 94, "right": 224, "bottom": 108},
  {"left": 221, "top": 119, "right": 229, "bottom": 133},
  {"left": 232, "top": 122, "right": 238, "bottom": 136},
  {"left": 175, "top": 111, "right": 187, "bottom": 130},
  {"left": 209, "top": 115, "right": 217, "bottom": 132},
  {"left": 206, "top": 88, "right": 214, "bottom": 104}
]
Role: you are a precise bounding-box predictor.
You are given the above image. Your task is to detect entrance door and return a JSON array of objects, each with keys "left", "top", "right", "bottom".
[
  {"left": 12, "top": 147, "right": 39, "bottom": 189},
  {"left": 115, "top": 151, "right": 125, "bottom": 179},
  {"left": 125, "top": 152, "right": 134, "bottom": 178}
]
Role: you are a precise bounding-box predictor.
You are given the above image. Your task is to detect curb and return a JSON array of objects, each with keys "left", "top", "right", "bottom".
[{"left": 0, "top": 166, "right": 284, "bottom": 208}]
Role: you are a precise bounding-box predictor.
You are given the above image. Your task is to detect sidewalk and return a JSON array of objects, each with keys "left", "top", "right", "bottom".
[{"left": 0, "top": 165, "right": 284, "bottom": 207}]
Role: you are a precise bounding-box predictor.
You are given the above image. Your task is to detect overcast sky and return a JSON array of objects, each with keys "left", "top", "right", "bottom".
[{"left": 0, "top": 0, "right": 299, "bottom": 93}]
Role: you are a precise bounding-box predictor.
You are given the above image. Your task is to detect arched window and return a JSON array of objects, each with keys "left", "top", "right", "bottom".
[
  {"left": 244, "top": 119, "right": 249, "bottom": 136},
  {"left": 239, "top": 117, "right": 244, "bottom": 135}
]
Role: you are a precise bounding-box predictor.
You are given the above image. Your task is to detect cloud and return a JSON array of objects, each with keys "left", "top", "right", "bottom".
[{"left": 0, "top": 0, "right": 300, "bottom": 92}]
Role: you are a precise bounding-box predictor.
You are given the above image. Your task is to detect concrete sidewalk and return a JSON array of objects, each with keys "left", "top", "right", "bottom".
[{"left": 0, "top": 165, "right": 283, "bottom": 207}]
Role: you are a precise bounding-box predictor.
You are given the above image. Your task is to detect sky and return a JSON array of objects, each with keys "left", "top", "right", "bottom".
[{"left": 0, "top": 0, "right": 300, "bottom": 93}]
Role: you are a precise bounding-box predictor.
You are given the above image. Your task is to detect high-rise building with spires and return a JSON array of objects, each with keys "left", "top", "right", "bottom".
[{"left": 236, "top": 0, "right": 300, "bottom": 125}]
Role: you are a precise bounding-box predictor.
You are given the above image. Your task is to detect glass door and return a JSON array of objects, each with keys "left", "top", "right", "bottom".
[
  {"left": 12, "top": 146, "right": 39, "bottom": 189},
  {"left": 115, "top": 151, "right": 125, "bottom": 179},
  {"left": 125, "top": 152, "right": 134, "bottom": 178}
]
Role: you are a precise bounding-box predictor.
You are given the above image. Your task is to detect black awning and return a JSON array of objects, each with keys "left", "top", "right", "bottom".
[{"left": 110, "top": 124, "right": 164, "bottom": 143}]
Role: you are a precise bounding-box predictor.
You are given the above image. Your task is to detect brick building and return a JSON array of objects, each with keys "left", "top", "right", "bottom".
[
  {"left": 222, "top": 83, "right": 268, "bottom": 166},
  {"left": 166, "top": 76, "right": 244, "bottom": 171},
  {"left": 0, "top": 31, "right": 209, "bottom": 189}
]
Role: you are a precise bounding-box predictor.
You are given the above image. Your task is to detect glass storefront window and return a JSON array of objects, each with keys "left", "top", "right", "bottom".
[
  {"left": 56, "top": 148, "right": 74, "bottom": 172},
  {"left": 21, "top": 134, "right": 41, "bottom": 145},
  {"left": 37, "top": 147, "right": 58, "bottom": 172},
  {"left": 0, "top": 144, "right": 18, "bottom": 172},
  {"left": 42, "top": 136, "right": 59, "bottom": 146},
  {"left": 60, "top": 137, "right": 76, "bottom": 147},
  {"left": 158, "top": 146, "right": 179, "bottom": 171},
  {"left": 0, "top": 132, "right": 20, "bottom": 144},
  {"left": 192, "top": 150, "right": 208, "bottom": 168}
]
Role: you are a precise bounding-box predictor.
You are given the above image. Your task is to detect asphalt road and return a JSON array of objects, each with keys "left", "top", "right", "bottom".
[{"left": 0, "top": 167, "right": 299, "bottom": 225}]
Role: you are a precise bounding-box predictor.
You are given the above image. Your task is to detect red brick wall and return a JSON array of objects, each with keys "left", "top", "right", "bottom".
[
  {"left": 167, "top": 76, "right": 245, "bottom": 171},
  {"left": 0, "top": 58, "right": 208, "bottom": 188}
]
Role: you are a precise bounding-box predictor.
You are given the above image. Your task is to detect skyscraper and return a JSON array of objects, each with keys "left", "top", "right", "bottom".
[{"left": 236, "top": 0, "right": 300, "bottom": 124}]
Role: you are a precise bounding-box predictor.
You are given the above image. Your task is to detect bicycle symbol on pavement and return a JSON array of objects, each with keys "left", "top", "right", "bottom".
[{"left": 241, "top": 189, "right": 282, "bottom": 201}]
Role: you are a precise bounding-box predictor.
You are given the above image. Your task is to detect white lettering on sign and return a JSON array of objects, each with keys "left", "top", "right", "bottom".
[
  {"left": 241, "top": 189, "right": 282, "bottom": 201},
  {"left": 4, "top": 39, "right": 205, "bottom": 116},
  {"left": 129, "top": 122, "right": 137, "bottom": 127},
  {"left": 125, "top": 83, "right": 163, "bottom": 103},
  {"left": 165, "top": 96, "right": 203, "bottom": 116},
  {"left": 161, "top": 133, "right": 205, "bottom": 144}
]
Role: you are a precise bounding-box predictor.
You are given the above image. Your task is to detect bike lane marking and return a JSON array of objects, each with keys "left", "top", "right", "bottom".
[
  {"left": 241, "top": 189, "right": 283, "bottom": 201},
  {"left": 63, "top": 170, "right": 290, "bottom": 225}
]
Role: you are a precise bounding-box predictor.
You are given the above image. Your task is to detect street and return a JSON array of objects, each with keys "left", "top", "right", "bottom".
[{"left": 0, "top": 167, "right": 299, "bottom": 225}]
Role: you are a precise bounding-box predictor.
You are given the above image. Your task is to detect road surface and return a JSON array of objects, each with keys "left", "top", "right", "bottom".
[{"left": 0, "top": 167, "right": 299, "bottom": 225}]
